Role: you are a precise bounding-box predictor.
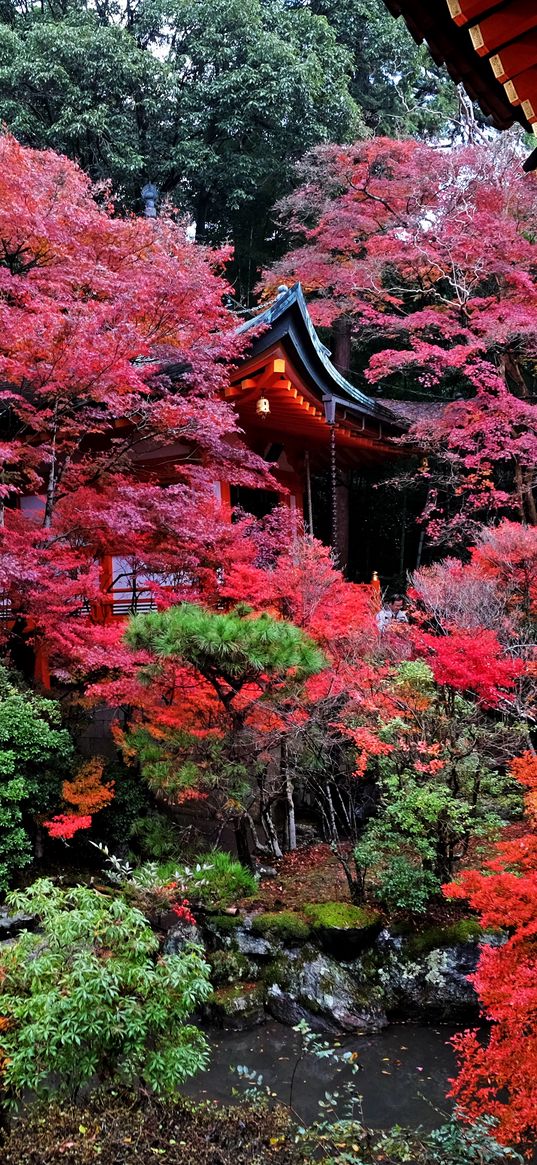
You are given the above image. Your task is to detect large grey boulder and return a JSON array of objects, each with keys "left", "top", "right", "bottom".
[
  {"left": 378, "top": 934, "right": 499, "bottom": 1020},
  {"left": 265, "top": 950, "right": 388, "bottom": 1033}
]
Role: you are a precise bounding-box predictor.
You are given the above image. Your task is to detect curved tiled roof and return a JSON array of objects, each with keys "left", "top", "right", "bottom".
[{"left": 239, "top": 284, "right": 404, "bottom": 431}]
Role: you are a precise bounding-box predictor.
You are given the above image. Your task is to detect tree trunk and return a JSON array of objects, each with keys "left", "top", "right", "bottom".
[
  {"left": 261, "top": 804, "right": 283, "bottom": 860},
  {"left": 282, "top": 740, "right": 296, "bottom": 852},
  {"left": 332, "top": 315, "right": 352, "bottom": 375},
  {"left": 195, "top": 190, "right": 209, "bottom": 243},
  {"left": 234, "top": 816, "right": 254, "bottom": 871}
]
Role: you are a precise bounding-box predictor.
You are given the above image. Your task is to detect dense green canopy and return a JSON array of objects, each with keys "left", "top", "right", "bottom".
[{"left": 0, "top": 0, "right": 456, "bottom": 296}]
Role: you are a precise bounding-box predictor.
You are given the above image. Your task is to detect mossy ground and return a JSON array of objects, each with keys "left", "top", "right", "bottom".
[
  {"left": 405, "top": 918, "right": 484, "bottom": 956},
  {"left": 303, "top": 901, "right": 380, "bottom": 930},
  {"left": 251, "top": 911, "right": 311, "bottom": 943}
]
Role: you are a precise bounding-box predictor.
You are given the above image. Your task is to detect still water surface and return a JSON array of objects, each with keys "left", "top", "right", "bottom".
[{"left": 188, "top": 1022, "right": 459, "bottom": 1130}]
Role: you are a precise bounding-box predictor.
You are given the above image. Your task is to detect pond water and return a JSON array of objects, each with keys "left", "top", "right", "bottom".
[{"left": 188, "top": 1021, "right": 460, "bottom": 1130}]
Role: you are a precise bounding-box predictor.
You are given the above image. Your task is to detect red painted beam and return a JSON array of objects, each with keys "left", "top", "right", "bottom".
[
  {"left": 470, "top": 2, "right": 537, "bottom": 57},
  {"left": 446, "top": 0, "right": 504, "bottom": 29},
  {"left": 491, "top": 29, "right": 537, "bottom": 82}
]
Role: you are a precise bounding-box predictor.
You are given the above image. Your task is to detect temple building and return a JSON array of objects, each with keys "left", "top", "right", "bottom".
[{"left": 226, "top": 284, "right": 406, "bottom": 577}]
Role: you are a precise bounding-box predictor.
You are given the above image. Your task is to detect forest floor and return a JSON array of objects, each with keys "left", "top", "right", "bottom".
[{"left": 240, "top": 843, "right": 349, "bottom": 912}]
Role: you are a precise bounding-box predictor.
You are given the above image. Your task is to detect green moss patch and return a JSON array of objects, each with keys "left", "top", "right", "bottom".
[
  {"left": 209, "top": 913, "right": 243, "bottom": 932},
  {"left": 303, "top": 902, "right": 380, "bottom": 931},
  {"left": 407, "top": 918, "right": 483, "bottom": 957},
  {"left": 251, "top": 911, "right": 311, "bottom": 944}
]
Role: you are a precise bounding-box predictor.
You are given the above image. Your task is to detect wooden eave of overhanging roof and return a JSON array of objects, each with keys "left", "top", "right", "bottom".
[
  {"left": 383, "top": 0, "right": 536, "bottom": 134},
  {"left": 233, "top": 284, "right": 405, "bottom": 455}
]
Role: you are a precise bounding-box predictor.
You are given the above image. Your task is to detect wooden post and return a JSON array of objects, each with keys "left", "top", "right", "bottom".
[{"left": 304, "top": 450, "right": 313, "bottom": 535}]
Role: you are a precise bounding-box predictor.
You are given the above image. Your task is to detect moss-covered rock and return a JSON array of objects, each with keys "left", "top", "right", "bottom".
[
  {"left": 209, "top": 981, "right": 265, "bottom": 1030},
  {"left": 303, "top": 901, "right": 381, "bottom": 959},
  {"left": 264, "top": 949, "right": 387, "bottom": 1033},
  {"left": 203, "top": 913, "right": 243, "bottom": 951},
  {"left": 208, "top": 949, "right": 257, "bottom": 987},
  {"left": 405, "top": 919, "right": 484, "bottom": 957},
  {"left": 251, "top": 912, "right": 311, "bottom": 945},
  {"left": 375, "top": 921, "right": 503, "bottom": 1021},
  {"left": 211, "top": 913, "right": 243, "bottom": 931}
]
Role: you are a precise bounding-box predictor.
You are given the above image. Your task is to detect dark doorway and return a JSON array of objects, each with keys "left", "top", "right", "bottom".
[{"left": 230, "top": 486, "right": 280, "bottom": 519}]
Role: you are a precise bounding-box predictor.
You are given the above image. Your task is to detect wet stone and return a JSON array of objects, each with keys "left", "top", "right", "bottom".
[
  {"left": 265, "top": 950, "right": 388, "bottom": 1034},
  {"left": 208, "top": 982, "right": 266, "bottom": 1031}
]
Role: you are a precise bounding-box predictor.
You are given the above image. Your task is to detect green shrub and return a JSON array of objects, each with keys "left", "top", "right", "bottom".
[
  {"left": 251, "top": 911, "right": 311, "bottom": 943},
  {"left": 425, "top": 1116, "right": 523, "bottom": 1163},
  {"left": 0, "top": 669, "right": 73, "bottom": 888},
  {"left": 173, "top": 851, "right": 258, "bottom": 909},
  {"left": 355, "top": 848, "right": 440, "bottom": 914},
  {"left": 303, "top": 901, "right": 380, "bottom": 930},
  {"left": 0, "top": 879, "right": 211, "bottom": 1103}
]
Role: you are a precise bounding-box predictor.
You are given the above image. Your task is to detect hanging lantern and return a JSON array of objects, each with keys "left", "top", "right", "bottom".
[{"left": 256, "top": 395, "right": 270, "bottom": 418}]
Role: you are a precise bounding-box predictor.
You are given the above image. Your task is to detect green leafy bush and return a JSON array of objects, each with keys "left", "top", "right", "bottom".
[
  {"left": 0, "top": 669, "right": 73, "bottom": 888},
  {"left": 173, "top": 851, "right": 258, "bottom": 909},
  {"left": 425, "top": 1116, "right": 523, "bottom": 1163},
  {"left": 0, "top": 880, "right": 211, "bottom": 1103},
  {"left": 251, "top": 911, "right": 311, "bottom": 943}
]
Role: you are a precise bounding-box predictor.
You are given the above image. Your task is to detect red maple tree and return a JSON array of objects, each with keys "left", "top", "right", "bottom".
[
  {"left": 445, "top": 750, "right": 537, "bottom": 1149},
  {"left": 0, "top": 134, "right": 275, "bottom": 682},
  {"left": 264, "top": 137, "right": 537, "bottom": 542}
]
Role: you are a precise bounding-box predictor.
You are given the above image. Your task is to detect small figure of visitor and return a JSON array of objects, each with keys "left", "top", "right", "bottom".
[{"left": 376, "top": 594, "right": 408, "bottom": 632}]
